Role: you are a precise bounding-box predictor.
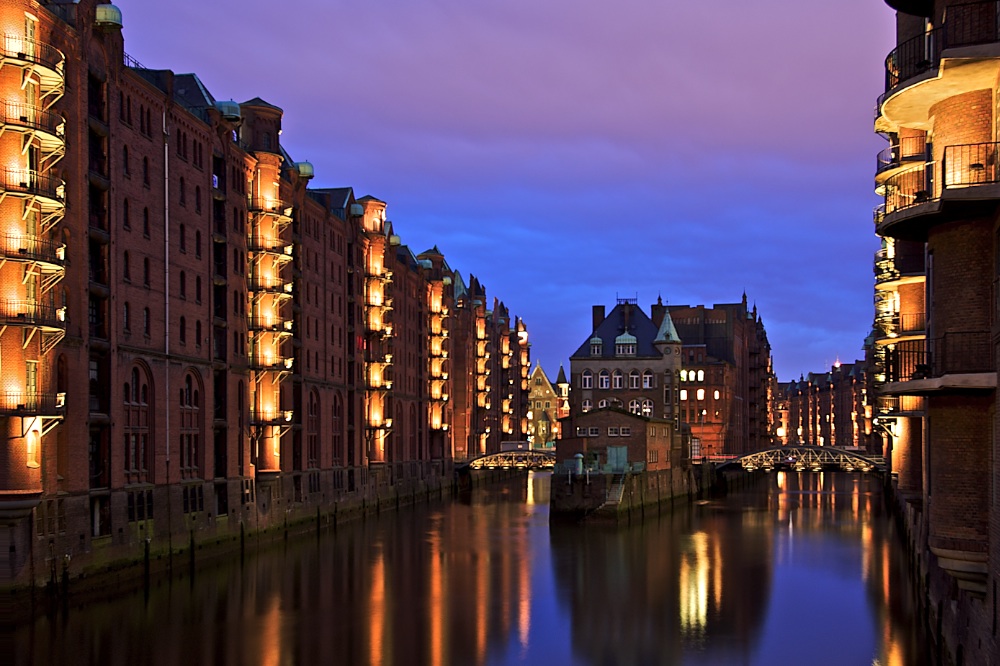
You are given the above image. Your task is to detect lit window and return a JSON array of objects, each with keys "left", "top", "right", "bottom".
[
  {"left": 642, "top": 400, "right": 653, "bottom": 416},
  {"left": 697, "top": 388, "right": 705, "bottom": 400},
  {"left": 714, "top": 390, "right": 720, "bottom": 400},
  {"left": 680, "top": 390, "right": 688, "bottom": 401},
  {"left": 629, "top": 399, "right": 641, "bottom": 414},
  {"left": 582, "top": 399, "right": 592, "bottom": 412},
  {"left": 697, "top": 370, "right": 705, "bottom": 382},
  {"left": 680, "top": 370, "right": 688, "bottom": 381}
]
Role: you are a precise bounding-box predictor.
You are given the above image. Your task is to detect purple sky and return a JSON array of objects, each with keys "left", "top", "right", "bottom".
[{"left": 116, "top": 0, "right": 896, "bottom": 381}]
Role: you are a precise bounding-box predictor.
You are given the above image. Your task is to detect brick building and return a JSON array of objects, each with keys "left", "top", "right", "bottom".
[
  {"left": 527, "top": 362, "right": 567, "bottom": 449},
  {"left": 873, "top": 0, "right": 999, "bottom": 661},
  {"left": 775, "top": 361, "right": 875, "bottom": 450},
  {"left": 665, "top": 296, "right": 775, "bottom": 457},
  {"left": 0, "top": 0, "right": 529, "bottom": 586}
]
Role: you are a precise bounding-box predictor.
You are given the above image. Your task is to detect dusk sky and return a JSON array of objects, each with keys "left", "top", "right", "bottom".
[{"left": 117, "top": 0, "right": 896, "bottom": 381}]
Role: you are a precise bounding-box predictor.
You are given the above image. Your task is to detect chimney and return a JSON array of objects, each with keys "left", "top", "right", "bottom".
[{"left": 592, "top": 305, "right": 605, "bottom": 332}]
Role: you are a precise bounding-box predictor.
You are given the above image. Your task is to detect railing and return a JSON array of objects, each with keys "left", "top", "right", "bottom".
[
  {"left": 249, "top": 410, "right": 293, "bottom": 425},
  {"left": 877, "top": 312, "right": 926, "bottom": 335},
  {"left": 884, "top": 1, "right": 1000, "bottom": 92},
  {"left": 247, "top": 276, "right": 289, "bottom": 292},
  {"left": 877, "top": 395, "right": 899, "bottom": 414},
  {"left": 123, "top": 52, "right": 146, "bottom": 70},
  {"left": 0, "top": 167, "right": 64, "bottom": 201},
  {"left": 248, "top": 317, "right": 292, "bottom": 332},
  {"left": 884, "top": 332, "right": 993, "bottom": 381},
  {"left": 248, "top": 355, "right": 293, "bottom": 371},
  {"left": 876, "top": 135, "right": 927, "bottom": 175},
  {"left": 1, "top": 35, "right": 65, "bottom": 74},
  {"left": 0, "top": 233, "right": 64, "bottom": 264},
  {"left": 248, "top": 197, "right": 291, "bottom": 215},
  {"left": 0, "top": 299, "right": 64, "bottom": 328},
  {"left": 883, "top": 163, "right": 934, "bottom": 215},
  {"left": 0, "top": 391, "right": 65, "bottom": 415},
  {"left": 0, "top": 102, "right": 63, "bottom": 137},
  {"left": 943, "top": 142, "right": 1000, "bottom": 187},
  {"left": 247, "top": 235, "right": 291, "bottom": 253}
]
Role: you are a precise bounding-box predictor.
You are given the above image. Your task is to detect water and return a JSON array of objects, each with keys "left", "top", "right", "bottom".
[{"left": 9, "top": 471, "right": 926, "bottom": 665}]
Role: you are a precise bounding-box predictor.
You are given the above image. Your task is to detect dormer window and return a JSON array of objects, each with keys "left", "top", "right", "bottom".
[
  {"left": 590, "top": 336, "right": 603, "bottom": 356},
  {"left": 616, "top": 343, "right": 636, "bottom": 356}
]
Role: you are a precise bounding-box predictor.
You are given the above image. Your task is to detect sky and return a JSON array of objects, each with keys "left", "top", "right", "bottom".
[{"left": 116, "top": 0, "right": 896, "bottom": 382}]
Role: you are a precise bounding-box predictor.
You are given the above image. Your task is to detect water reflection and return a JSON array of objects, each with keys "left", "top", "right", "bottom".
[{"left": 9, "top": 471, "right": 925, "bottom": 666}]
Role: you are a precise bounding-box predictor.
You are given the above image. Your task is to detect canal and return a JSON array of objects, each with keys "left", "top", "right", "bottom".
[{"left": 9, "top": 471, "right": 927, "bottom": 665}]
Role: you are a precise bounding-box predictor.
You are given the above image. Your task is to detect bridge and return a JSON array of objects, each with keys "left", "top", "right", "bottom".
[
  {"left": 460, "top": 450, "right": 556, "bottom": 471},
  {"left": 718, "top": 446, "right": 886, "bottom": 473}
]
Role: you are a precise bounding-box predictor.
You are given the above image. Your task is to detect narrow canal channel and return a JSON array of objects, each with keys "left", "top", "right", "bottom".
[{"left": 10, "top": 471, "right": 927, "bottom": 665}]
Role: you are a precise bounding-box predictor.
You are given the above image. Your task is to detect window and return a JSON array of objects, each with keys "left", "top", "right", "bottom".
[
  {"left": 143, "top": 258, "right": 150, "bottom": 286},
  {"left": 615, "top": 343, "right": 635, "bottom": 356},
  {"left": 697, "top": 369, "right": 705, "bottom": 382},
  {"left": 179, "top": 316, "right": 186, "bottom": 344},
  {"left": 620, "top": 427, "right": 631, "bottom": 436},
  {"left": 195, "top": 320, "right": 202, "bottom": 348},
  {"left": 680, "top": 389, "right": 688, "bottom": 401},
  {"left": 642, "top": 371, "right": 654, "bottom": 389},
  {"left": 195, "top": 186, "right": 201, "bottom": 213},
  {"left": 195, "top": 276, "right": 202, "bottom": 303},
  {"left": 581, "top": 370, "right": 593, "bottom": 389},
  {"left": 124, "top": 365, "right": 152, "bottom": 483},
  {"left": 714, "top": 390, "right": 720, "bottom": 400},
  {"left": 588, "top": 427, "right": 599, "bottom": 436},
  {"left": 179, "top": 177, "right": 186, "bottom": 205},
  {"left": 582, "top": 399, "right": 592, "bottom": 412},
  {"left": 123, "top": 198, "right": 130, "bottom": 229},
  {"left": 179, "top": 271, "right": 186, "bottom": 298},
  {"left": 598, "top": 370, "right": 610, "bottom": 389},
  {"left": 590, "top": 342, "right": 602, "bottom": 356},
  {"left": 608, "top": 427, "right": 619, "bottom": 437},
  {"left": 143, "top": 208, "right": 150, "bottom": 237},
  {"left": 179, "top": 224, "right": 186, "bottom": 252},
  {"left": 122, "top": 251, "right": 130, "bottom": 281},
  {"left": 598, "top": 399, "right": 608, "bottom": 409},
  {"left": 642, "top": 399, "right": 653, "bottom": 417},
  {"left": 123, "top": 302, "right": 130, "bottom": 331},
  {"left": 629, "top": 399, "right": 641, "bottom": 415},
  {"left": 142, "top": 156, "right": 149, "bottom": 186},
  {"left": 122, "top": 145, "right": 130, "bottom": 176},
  {"left": 680, "top": 370, "right": 688, "bottom": 381},
  {"left": 696, "top": 388, "right": 705, "bottom": 401},
  {"left": 143, "top": 307, "right": 150, "bottom": 336},
  {"left": 195, "top": 231, "right": 202, "bottom": 258},
  {"left": 612, "top": 370, "right": 623, "bottom": 389},
  {"left": 179, "top": 372, "right": 200, "bottom": 480},
  {"left": 629, "top": 370, "right": 640, "bottom": 389},
  {"left": 576, "top": 427, "right": 587, "bottom": 436}
]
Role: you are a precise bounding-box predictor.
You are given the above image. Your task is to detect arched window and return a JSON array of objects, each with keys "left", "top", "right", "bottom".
[
  {"left": 124, "top": 364, "right": 153, "bottom": 483},
  {"left": 598, "top": 370, "right": 610, "bottom": 389},
  {"left": 696, "top": 388, "right": 705, "bottom": 401},
  {"left": 629, "top": 370, "right": 640, "bottom": 389},
  {"left": 195, "top": 186, "right": 201, "bottom": 213},
  {"left": 195, "top": 320, "right": 202, "bottom": 348},
  {"left": 642, "top": 370, "right": 654, "bottom": 389},
  {"left": 123, "top": 198, "right": 130, "bottom": 229},
  {"left": 143, "top": 257, "right": 150, "bottom": 286},
  {"left": 642, "top": 399, "right": 654, "bottom": 417},
  {"left": 179, "top": 176, "right": 186, "bottom": 205},
  {"left": 680, "top": 369, "right": 688, "bottom": 381},
  {"left": 142, "top": 156, "right": 149, "bottom": 186},
  {"left": 122, "top": 145, "right": 130, "bottom": 175},
  {"left": 697, "top": 369, "right": 705, "bottom": 382},
  {"left": 629, "top": 399, "right": 641, "bottom": 415},
  {"left": 195, "top": 276, "right": 202, "bottom": 303},
  {"left": 143, "top": 307, "right": 150, "bottom": 336},
  {"left": 123, "top": 301, "right": 130, "bottom": 332},
  {"left": 612, "top": 370, "right": 623, "bottom": 389},
  {"left": 179, "top": 270, "right": 186, "bottom": 298},
  {"left": 582, "top": 399, "right": 592, "bottom": 412},
  {"left": 179, "top": 316, "right": 186, "bottom": 344},
  {"left": 179, "top": 371, "right": 201, "bottom": 480},
  {"left": 122, "top": 251, "right": 130, "bottom": 281},
  {"left": 598, "top": 399, "right": 608, "bottom": 409},
  {"left": 143, "top": 207, "right": 150, "bottom": 237},
  {"left": 581, "top": 370, "right": 593, "bottom": 389}
]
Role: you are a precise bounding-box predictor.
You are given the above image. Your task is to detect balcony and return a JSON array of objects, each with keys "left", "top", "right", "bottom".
[
  {"left": 248, "top": 354, "right": 294, "bottom": 372},
  {"left": 0, "top": 391, "right": 65, "bottom": 416},
  {"left": 248, "top": 317, "right": 293, "bottom": 334},
  {"left": 247, "top": 276, "right": 291, "bottom": 294},
  {"left": 248, "top": 235, "right": 293, "bottom": 256},
  {"left": 0, "top": 233, "right": 65, "bottom": 268},
  {"left": 883, "top": 332, "right": 994, "bottom": 389},
  {"left": 875, "top": 312, "right": 926, "bottom": 340},
  {"left": 879, "top": 2, "right": 1000, "bottom": 127},
  {"left": 248, "top": 197, "right": 292, "bottom": 219},
  {"left": 875, "top": 135, "right": 927, "bottom": 183},
  {"left": 874, "top": 246, "right": 925, "bottom": 286},
  {"left": 878, "top": 142, "right": 1000, "bottom": 236},
  {"left": 249, "top": 409, "right": 294, "bottom": 426},
  {"left": 0, "top": 102, "right": 65, "bottom": 157},
  {"left": 0, "top": 36, "right": 65, "bottom": 99},
  {"left": 0, "top": 299, "right": 65, "bottom": 330},
  {"left": 0, "top": 168, "right": 65, "bottom": 207}
]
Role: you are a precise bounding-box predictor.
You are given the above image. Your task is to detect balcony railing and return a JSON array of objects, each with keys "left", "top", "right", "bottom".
[
  {"left": 249, "top": 409, "right": 293, "bottom": 426},
  {"left": 876, "top": 312, "right": 926, "bottom": 336},
  {"left": 0, "top": 391, "right": 65, "bottom": 416},
  {"left": 248, "top": 355, "right": 294, "bottom": 371},
  {"left": 0, "top": 168, "right": 65, "bottom": 201},
  {"left": 884, "top": 1, "right": 1000, "bottom": 93},
  {"left": 1, "top": 35, "right": 65, "bottom": 75},
  {"left": 881, "top": 142, "right": 1000, "bottom": 217},
  {"left": 876, "top": 135, "right": 927, "bottom": 176},
  {"left": 247, "top": 276, "right": 290, "bottom": 293},
  {"left": 884, "top": 332, "right": 993, "bottom": 381},
  {"left": 883, "top": 163, "right": 934, "bottom": 215},
  {"left": 248, "top": 317, "right": 293, "bottom": 333},
  {"left": 0, "top": 102, "right": 63, "bottom": 138},
  {"left": 943, "top": 142, "right": 1000, "bottom": 188},
  {"left": 0, "top": 299, "right": 64, "bottom": 328},
  {"left": 0, "top": 233, "right": 64, "bottom": 265},
  {"left": 247, "top": 235, "right": 292, "bottom": 254},
  {"left": 248, "top": 197, "right": 292, "bottom": 216}
]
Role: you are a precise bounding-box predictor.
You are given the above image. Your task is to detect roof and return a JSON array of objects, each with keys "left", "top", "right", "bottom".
[
  {"left": 241, "top": 96, "right": 283, "bottom": 112},
  {"left": 556, "top": 365, "right": 567, "bottom": 384},
  {"left": 570, "top": 302, "right": 662, "bottom": 359},
  {"left": 654, "top": 308, "right": 681, "bottom": 344}
]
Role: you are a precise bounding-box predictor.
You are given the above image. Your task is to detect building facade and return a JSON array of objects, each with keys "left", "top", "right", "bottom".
[
  {"left": 873, "top": 0, "right": 999, "bottom": 661},
  {"left": 0, "top": 0, "right": 529, "bottom": 586},
  {"left": 665, "top": 296, "right": 775, "bottom": 457},
  {"left": 775, "top": 361, "right": 875, "bottom": 450}
]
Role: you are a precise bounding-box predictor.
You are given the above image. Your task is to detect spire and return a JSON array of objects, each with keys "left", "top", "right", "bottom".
[
  {"left": 556, "top": 364, "right": 567, "bottom": 385},
  {"left": 654, "top": 308, "right": 681, "bottom": 344}
]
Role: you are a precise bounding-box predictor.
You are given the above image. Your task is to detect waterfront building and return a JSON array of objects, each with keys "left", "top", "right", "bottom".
[
  {"left": 873, "top": 0, "right": 999, "bottom": 660},
  {"left": 527, "top": 362, "right": 561, "bottom": 449},
  {"left": 776, "top": 361, "right": 876, "bottom": 450},
  {"left": 0, "top": 0, "right": 529, "bottom": 586},
  {"left": 664, "top": 296, "right": 775, "bottom": 457}
]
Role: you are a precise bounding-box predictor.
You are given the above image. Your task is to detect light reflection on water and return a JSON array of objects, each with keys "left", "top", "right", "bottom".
[{"left": 8, "top": 471, "right": 925, "bottom": 666}]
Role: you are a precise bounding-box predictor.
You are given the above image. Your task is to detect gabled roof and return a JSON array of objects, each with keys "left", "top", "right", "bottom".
[
  {"left": 172, "top": 73, "right": 215, "bottom": 112},
  {"left": 241, "top": 96, "right": 283, "bottom": 112},
  {"left": 570, "top": 302, "right": 662, "bottom": 359}
]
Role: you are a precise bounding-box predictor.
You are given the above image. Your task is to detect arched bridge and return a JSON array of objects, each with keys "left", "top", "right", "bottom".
[
  {"left": 460, "top": 450, "right": 556, "bottom": 471},
  {"left": 719, "top": 446, "right": 886, "bottom": 473}
]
